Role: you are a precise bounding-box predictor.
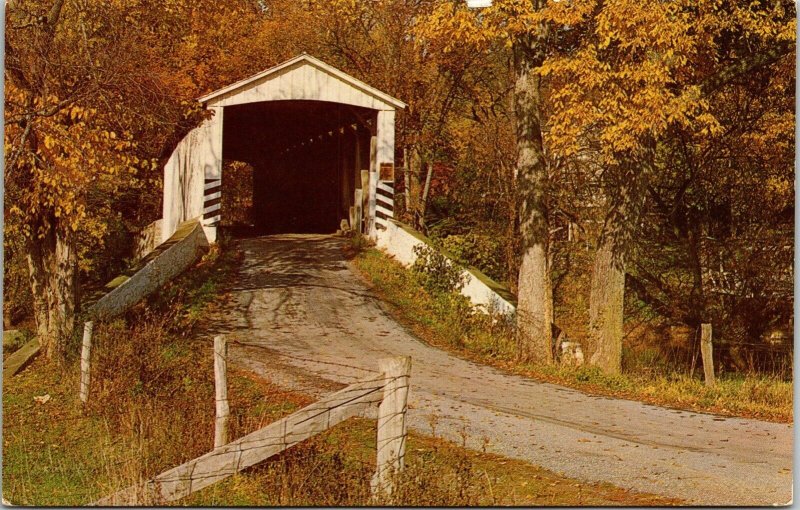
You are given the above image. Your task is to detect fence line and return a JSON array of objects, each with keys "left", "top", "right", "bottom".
[{"left": 92, "top": 355, "right": 411, "bottom": 506}]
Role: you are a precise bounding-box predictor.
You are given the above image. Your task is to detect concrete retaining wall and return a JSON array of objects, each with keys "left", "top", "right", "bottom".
[
  {"left": 375, "top": 220, "right": 516, "bottom": 315},
  {"left": 87, "top": 219, "right": 209, "bottom": 321},
  {"left": 3, "top": 338, "right": 41, "bottom": 378}
]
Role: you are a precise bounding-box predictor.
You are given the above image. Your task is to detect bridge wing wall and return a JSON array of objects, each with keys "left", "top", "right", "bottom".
[
  {"left": 375, "top": 220, "right": 517, "bottom": 316},
  {"left": 87, "top": 220, "right": 209, "bottom": 321}
]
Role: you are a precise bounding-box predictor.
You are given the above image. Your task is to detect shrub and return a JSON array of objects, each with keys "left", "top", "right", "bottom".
[
  {"left": 439, "top": 233, "right": 505, "bottom": 283},
  {"left": 412, "top": 244, "right": 467, "bottom": 296}
]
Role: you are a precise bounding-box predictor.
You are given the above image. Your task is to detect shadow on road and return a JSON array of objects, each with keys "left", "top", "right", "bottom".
[{"left": 232, "top": 234, "right": 351, "bottom": 292}]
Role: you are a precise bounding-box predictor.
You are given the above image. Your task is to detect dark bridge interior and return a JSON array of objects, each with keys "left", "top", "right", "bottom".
[{"left": 222, "top": 100, "right": 374, "bottom": 234}]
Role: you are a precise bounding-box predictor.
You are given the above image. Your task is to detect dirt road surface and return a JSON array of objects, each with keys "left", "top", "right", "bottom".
[{"left": 204, "top": 234, "right": 792, "bottom": 505}]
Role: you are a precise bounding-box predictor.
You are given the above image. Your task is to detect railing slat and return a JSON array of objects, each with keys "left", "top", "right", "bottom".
[{"left": 92, "top": 374, "right": 386, "bottom": 505}]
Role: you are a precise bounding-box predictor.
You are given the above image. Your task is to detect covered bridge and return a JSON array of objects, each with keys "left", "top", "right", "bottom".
[{"left": 161, "top": 53, "right": 406, "bottom": 243}]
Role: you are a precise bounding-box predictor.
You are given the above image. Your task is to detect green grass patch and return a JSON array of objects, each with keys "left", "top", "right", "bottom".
[{"left": 353, "top": 247, "right": 793, "bottom": 423}]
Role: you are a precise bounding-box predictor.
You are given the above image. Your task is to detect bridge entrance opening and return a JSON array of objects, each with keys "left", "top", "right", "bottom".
[{"left": 221, "top": 100, "right": 374, "bottom": 235}]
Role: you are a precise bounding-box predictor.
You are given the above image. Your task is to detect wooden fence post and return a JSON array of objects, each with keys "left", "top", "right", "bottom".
[
  {"left": 79, "top": 321, "right": 94, "bottom": 403},
  {"left": 213, "top": 336, "right": 230, "bottom": 448},
  {"left": 700, "top": 323, "right": 715, "bottom": 387},
  {"left": 371, "top": 356, "right": 412, "bottom": 499}
]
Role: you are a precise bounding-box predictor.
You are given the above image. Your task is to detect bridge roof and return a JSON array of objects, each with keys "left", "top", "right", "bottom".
[{"left": 198, "top": 53, "right": 407, "bottom": 110}]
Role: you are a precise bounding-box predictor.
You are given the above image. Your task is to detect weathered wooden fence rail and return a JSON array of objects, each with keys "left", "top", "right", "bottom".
[{"left": 92, "top": 353, "right": 411, "bottom": 506}]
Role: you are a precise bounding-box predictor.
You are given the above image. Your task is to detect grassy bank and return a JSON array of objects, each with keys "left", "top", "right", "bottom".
[
  {"left": 183, "top": 416, "right": 678, "bottom": 506},
  {"left": 3, "top": 242, "right": 677, "bottom": 506},
  {"left": 352, "top": 247, "right": 792, "bottom": 423},
  {"left": 3, "top": 242, "right": 679, "bottom": 506},
  {"left": 2, "top": 245, "right": 291, "bottom": 505},
  {"left": 2, "top": 356, "right": 678, "bottom": 506}
]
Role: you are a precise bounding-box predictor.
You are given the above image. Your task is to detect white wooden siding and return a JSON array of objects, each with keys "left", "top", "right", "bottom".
[
  {"left": 161, "top": 108, "right": 223, "bottom": 243},
  {"left": 207, "top": 60, "right": 398, "bottom": 111}
]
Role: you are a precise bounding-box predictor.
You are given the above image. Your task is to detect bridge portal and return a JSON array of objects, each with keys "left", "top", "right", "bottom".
[
  {"left": 223, "top": 100, "right": 374, "bottom": 234},
  {"left": 161, "top": 54, "right": 405, "bottom": 242}
]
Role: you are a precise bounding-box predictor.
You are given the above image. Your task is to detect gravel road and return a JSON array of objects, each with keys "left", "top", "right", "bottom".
[{"left": 205, "top": 234, "right": 792, "bottom": 506}]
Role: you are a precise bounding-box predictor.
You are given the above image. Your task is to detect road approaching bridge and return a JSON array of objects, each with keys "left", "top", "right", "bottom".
[{"left": 205, "top": 234, "right": 792, "bottom": 506}]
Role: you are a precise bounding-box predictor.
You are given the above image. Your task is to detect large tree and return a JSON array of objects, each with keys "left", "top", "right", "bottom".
[
  {"left": 417, "top": 0, "right": 560, "bottom": 363},
  {"left": 4, "top": 0, "right": 270, "bottom": 358},
  {"left": 540, "top": 0, "right": 795, "bottom": 373},
  {"left": 6, "top": 0, "right": 150, "bottom": 358}
]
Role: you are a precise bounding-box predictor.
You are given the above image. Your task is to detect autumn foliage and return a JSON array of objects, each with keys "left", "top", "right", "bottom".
[{"left": 4, "top": 0, "right": 795, "bottom": 375}]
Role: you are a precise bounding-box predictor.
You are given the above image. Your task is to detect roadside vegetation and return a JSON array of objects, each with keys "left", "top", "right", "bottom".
[
  {"left": 3, "top": 0, "right": 792, "bottom": 506},
  {"left": 3, "top": 244, "right": 678, "bottom": 506},
  {"left": 4, "top": 0, "right": 792, "bottom": 422},
  {"left": 352, "top": 245, "right": 792, "bottom": 423}
]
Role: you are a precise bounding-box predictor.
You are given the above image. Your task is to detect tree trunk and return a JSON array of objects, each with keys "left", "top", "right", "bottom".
[
  {"left": 587, "top": 236, "right": 625, "bottom": 373},
  {"left": 588, "top": 160, "right": 648, "bottom": 374},
  {"left": 407, "top": 146, "right": 423, "bottom": 226},
  {"left": 512, "top": 29, "right": 552, "bottom": 364},
  {"left": 418, "top": 162, "right": 434, "bottom": 231},
  {"left": 26, "top": 226, "right": 77, "bottom": 360}
]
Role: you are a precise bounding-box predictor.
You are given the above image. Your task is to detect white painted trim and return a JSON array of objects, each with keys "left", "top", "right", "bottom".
[
  {"left": 199, "top": 54, "right": 407, "bottom": 110},
  {"left": 204, "top": 180, "right": 222, "bottom": 191},
  {"left": 377, "top": 182, "right": 394, "bottom": 194},
  {"left": 204, "top": 191, "right": 222, "bottom": 201},
  {"left": 203, "top": 203, "right": 221, "bottom": 215}
]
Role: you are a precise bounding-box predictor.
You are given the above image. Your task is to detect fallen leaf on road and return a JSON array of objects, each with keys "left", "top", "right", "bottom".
[{"left": 578, "top": 438, "right": 591, "bottom": 443}]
